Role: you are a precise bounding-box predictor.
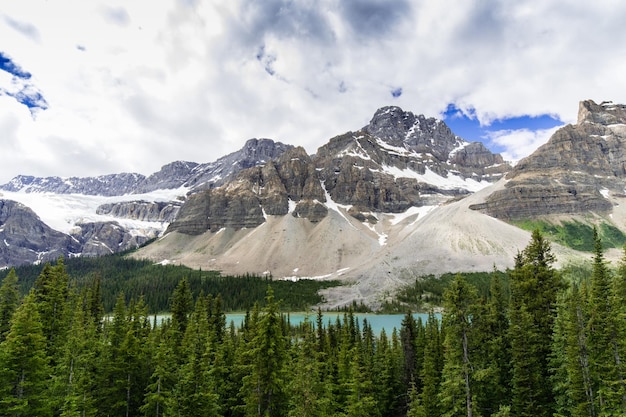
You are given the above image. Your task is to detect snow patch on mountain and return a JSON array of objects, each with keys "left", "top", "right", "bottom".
[{"left": 1, "top": 186, "right": 187, "bottom": 235}]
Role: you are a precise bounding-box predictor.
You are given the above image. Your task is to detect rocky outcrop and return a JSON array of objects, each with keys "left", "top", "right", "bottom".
[
  {"left": 182, "top": 138, "right": 294, "bottom": 191},
  {"left": 71, "top": 221, "right": 152, "bottom": 256},
  {"left": 471, "top": 100, "right": 626, "bottom": 219},
  {"left": 96, "top": 201, "right": 181, "bottom": 222},
  {"left": 313, "top": 107, "right": 508, "bottom": 219},
  {"left": 0, "top": 200, "right": 78, "bottom": 267},
  {"left": 166, "top": 146, "right": 326, "bottom": 234}
]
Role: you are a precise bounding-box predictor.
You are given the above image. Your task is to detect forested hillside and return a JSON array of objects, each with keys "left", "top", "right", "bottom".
[
  {"left": 0, "top": 255, "right": 340, "bottom": 312},
  {"left": 0, "top": 229, "right": 625, "bottom": 416}
]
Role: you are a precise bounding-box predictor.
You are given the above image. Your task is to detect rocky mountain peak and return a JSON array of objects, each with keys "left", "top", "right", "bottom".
[
  {"left": 365, "top": 106, "right": 464, "bottom": 161},
  {"left": 577, "top": 99, "right": 626, "bottom": 125},
  {"left": 240, "top": 138, "right": 293, "bottom": 163}
]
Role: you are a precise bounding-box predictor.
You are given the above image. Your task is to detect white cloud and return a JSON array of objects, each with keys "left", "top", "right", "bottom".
[
  {"left": 487, "top": 126, "right": 561, "bottom": 164},
  {"left": 1, "top": 0, "right": 625, "bottom": 182}
]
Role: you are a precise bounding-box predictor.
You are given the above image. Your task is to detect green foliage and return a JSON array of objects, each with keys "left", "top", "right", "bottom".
[
  {"left": 514, "top": 219, "right": 626, "bottom": 251},
  {"left": 387, "top": 270, "right": 509, "bottom": 312},
  {"left": 0, "top": 255, "right": 341, "bottom": 313},
  {"left": 0, "top": 228, "right": 625, "bottom": 416}
]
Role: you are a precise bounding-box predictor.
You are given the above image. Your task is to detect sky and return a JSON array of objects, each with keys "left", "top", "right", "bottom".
[{"left": 1, "top": 0, "right": 625, "bottom": 184}]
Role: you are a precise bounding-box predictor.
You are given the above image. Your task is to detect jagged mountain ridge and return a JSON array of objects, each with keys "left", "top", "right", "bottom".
[
  {"left": 0, "top": 138, "right": 292, "bottom": 267},
  {"left": 1, "top": 138, "right": 293, "bottom": 196},
  {"left": 167, "top": 106, "right": 510, "bottom": 234}
]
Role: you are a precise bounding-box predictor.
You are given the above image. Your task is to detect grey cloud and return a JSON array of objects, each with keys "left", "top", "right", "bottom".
[
  {"left": 102, "top": 6, "right": 131, "bottom": 26},
  {"left": 238, "top": 0, "right": 335, "bottom": 45},
  {"left": 338, "top": 0, "right": 412, "bottom": 38},
  {"left": 3, "top": 15, "right": 40, "bottom": 41}
]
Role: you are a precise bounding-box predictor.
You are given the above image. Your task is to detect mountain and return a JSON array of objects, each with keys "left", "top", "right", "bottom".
[
  {"left": 0, "top": 138, "right": 291, "bottom": 267},
  {"left": 470, "top": 100, "right": 626, "bottom": 219},
  {"left": 1, "top": 138, "right": 292, "bottom": 196},
  {"left": 3, "top": 100, "right": 623, "bottom": 308}
]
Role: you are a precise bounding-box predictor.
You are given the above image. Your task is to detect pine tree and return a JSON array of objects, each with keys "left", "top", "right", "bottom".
[
  {"left": 509, "top": 230, "right": 563, "bottom": 417},
  {"left": 438, "top": 274, "right": 478, "bottom": 417},
  {"left": 472, "top": 272, "right": 511, "bottom": 416},
  {"left": 240, "top": 287, "right": 287, "bottom": 416},
  {"left": 0, "top": 268, "right": 20, "bottom": 343},
  {"left": 0, "top": 292, "right": 51, "bottom": 417},
  {"left": 287, "top": 317, "right": 324, "bottom": 417},
  {"left": 551, "top": 283, "right": 595, "bottom": 417},
  {"left": 420, "top": 312, "right": 442, "bottom": 417},
  {"left": 32, "top": 259, "right": 71, "bottom": 361},
  {"left": 172, "top": 295, "right": 220, "bottom": 417},
  {"left": 587, "top": 227, "right": 623, "bottom": 413}
]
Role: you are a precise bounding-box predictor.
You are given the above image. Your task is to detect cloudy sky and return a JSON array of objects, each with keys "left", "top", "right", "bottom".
[{"left": 1, "top": 0, "right": 625, "bottom": 183}]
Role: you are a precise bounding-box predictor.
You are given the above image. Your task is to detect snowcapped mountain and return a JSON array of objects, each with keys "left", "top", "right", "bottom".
[
  {"left": 0, "top": 138, "right": 292, "bottom": 267},
  {"left": 5, "top": 101, "right": 622, "bottom": 308}
]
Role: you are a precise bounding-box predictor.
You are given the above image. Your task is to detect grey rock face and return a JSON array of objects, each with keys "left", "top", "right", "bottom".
[
  {"left": 167, "top": 146, "right": 324, "bottom": 234},
  {"left": 471, "top": 100, "right": 625, "bottom": 219},
  {"left": 0, "top": 200, "right": 78, "bottom": 268},
  {"left": 96, "top": 201, "right": 181, "bottom": 222},
  {"left": 183, "top": 138, "right": 294, "bottom": 192},
  {"left": 71, "top": 222, "right": 152, "bottom": 256}
]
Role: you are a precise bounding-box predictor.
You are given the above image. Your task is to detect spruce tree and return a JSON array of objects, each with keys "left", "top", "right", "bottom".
[
  {"left": 240, "top": 287, "right": 287, "bottom": 416},
  {"left": 438, "top": 274, "right": 479, "bottom": 417},
  {"left": 509, "top": 230, "right": 563, "bottom": 417},
  {"left": 0, "top": 269, "right": 20, "bottom": 343},
  {"left": 0, "top": 292, "right": 51, "bottom": 416},
  {"left": 588, "top": 228, "right": 623, "bottom": 412}
]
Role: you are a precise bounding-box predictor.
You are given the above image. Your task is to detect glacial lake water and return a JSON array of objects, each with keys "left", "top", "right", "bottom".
[
  {"left": 224, "top": 312, "right": 439, "bottom": 335},
  {"left": 151, "top": 312, "right": 440, "bottom": 334}
]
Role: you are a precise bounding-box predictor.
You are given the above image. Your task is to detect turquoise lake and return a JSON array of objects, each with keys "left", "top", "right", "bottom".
[{"left": 224, "top": 312, "right": 439, "bottom": 335}]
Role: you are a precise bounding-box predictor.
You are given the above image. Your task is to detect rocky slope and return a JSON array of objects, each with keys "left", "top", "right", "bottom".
[{"left": 470, "top": 100, "right": 626, "bottom": 219}]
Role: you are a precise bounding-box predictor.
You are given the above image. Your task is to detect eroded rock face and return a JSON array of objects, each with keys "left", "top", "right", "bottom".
[
  {"left": 167, "top": 146, "right": 326, "bottom": 233},
  {"left": 0, "top": 200, "right": 77, "bottom": 267},
  {"left": 72, "top": 222, "right": 152, "bottom": 256},
  {"left": 471, "top": 100, "right": 626, "bottom": 219},
  {"left": 314, "top": 107, "right": 508, "bottom": 218},
  {"left": 96, "top": 201, "right": 181, "bottom": 222}
]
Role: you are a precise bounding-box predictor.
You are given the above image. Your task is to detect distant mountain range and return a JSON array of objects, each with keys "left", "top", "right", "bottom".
[{"left": 2, "top": 99, "right": 624, "bottom": 307}]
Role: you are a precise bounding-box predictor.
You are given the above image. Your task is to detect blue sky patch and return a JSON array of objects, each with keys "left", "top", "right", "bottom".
[
  {"left": 0, "top": 51, "right": 48, "bottom": 115},
  {"left": 391, "top": 87, "right": 402, "bottom": 98},
  {"left": 0, "top": 51, "right": 31, "bottom": 79},
  {"left": 443, "top": 103, "right": 563, "bottom": 148}
]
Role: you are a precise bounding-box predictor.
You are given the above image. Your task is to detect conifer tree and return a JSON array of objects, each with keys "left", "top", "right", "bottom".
[
  {"left": 0, "top": 292, "right": 51, "bottom": 417},
  {"left": 33, "top": 259, "right": 71, "bottom": 361},
  {"left": 420, "top": 312, "right": 442, "bottom": 417},
  {"left": 509, "top": 230, "right": 563, "bottom": 417},
  {"left": 551, "top": 283, "right": 595, "bottom": 417},
  {"left": 240, "top": 287, "right": 287, "bottom": 416},
  {"left": 438, "top": 274, "right": 478, "bottom": 417},
  {"left": 588, "top": 227, "right": 623, "bottom": 412},
  {"left": 287, "top": 317, "right": 324, "bottom": 417},
  {"left": 0, "top": 268, "right": 20, "bottom": 343}
]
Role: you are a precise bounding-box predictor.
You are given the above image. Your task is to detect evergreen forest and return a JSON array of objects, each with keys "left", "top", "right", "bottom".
[{"left": 0, "top": 228, "right": 625, "bottom": 416}]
